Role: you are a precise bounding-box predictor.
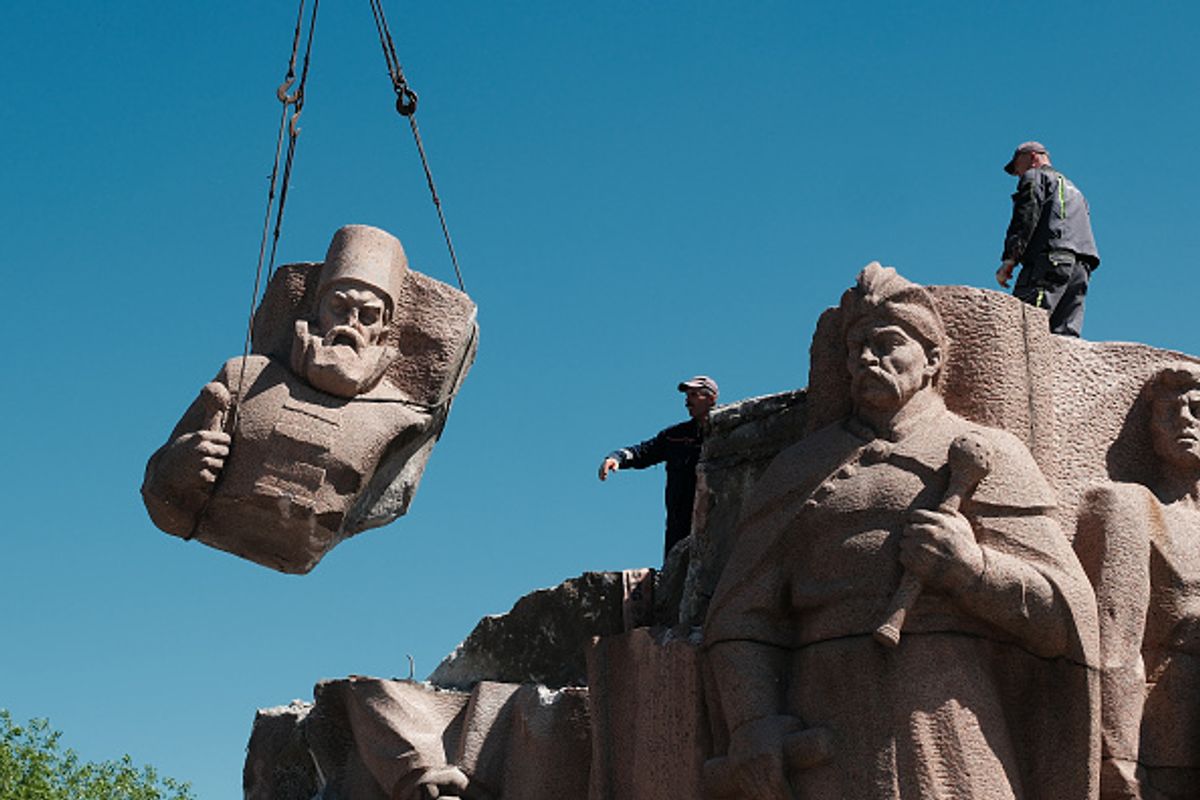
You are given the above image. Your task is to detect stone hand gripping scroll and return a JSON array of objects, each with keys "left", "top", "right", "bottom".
[{"left": 873, "top": 431, "right": 994, "bottom": 648}]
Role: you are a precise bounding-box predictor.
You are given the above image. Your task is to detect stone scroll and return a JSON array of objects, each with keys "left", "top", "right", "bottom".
[{"left": 142, "top": 225, "right": 477, "bottom": 574}]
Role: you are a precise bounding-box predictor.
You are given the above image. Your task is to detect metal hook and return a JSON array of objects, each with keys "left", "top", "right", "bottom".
[
  {"left": 276, "top": 74, "right": 298, "bottom": 105},
  {"left": 395, "top": 86, "right": 419, "bottom": 117}
]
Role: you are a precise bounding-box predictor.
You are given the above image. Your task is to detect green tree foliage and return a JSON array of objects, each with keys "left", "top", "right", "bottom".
[{"left": 0, "top": 710, "right": 194, "bottom": 800}]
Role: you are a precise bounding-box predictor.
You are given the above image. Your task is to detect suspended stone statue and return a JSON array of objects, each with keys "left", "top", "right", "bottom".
[{"left": 142, "top": 224, "right": 477, "bottom": 573}]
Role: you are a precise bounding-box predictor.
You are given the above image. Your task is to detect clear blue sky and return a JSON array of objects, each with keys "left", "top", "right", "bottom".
[{"left": 2, "top": 2, "right": 1197, "bottom": 796}]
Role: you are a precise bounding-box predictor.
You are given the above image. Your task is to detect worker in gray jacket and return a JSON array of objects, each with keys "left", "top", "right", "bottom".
[{"left": 995, "top": 141, "right": 1100, "bottom": 337}]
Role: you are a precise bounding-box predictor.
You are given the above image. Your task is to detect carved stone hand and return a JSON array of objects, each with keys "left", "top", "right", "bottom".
[{"left": 900, "top": 508, "right": 985, "bottom": 594}]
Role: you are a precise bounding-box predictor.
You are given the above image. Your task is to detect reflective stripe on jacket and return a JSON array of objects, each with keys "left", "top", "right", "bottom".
[{"left": 1002, "top": 166, "right": 1100, "bottom": 269}]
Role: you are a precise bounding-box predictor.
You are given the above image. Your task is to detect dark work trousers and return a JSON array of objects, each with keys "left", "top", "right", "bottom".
[{"left": 1013, "top": 251, "right": 1092, "bottom": 337}]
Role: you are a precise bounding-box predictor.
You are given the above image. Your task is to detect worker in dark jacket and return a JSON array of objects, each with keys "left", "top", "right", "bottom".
[
  {"left": 599, "top": 376, "right": 718, "bottom": 560},
  {"left": 995, "top": 141, "right": 1100, "bottom": 337}
]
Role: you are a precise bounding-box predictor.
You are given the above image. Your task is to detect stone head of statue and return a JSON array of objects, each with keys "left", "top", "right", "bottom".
[
  {"left": 1148, "top": 363, "right": 1200, "bottom": 476},
  {"left": 838, "top": 262, "right": 947, "bottom": 416},
  {"left": 291, "top": 225, "right": 408, "bottom": 398}
]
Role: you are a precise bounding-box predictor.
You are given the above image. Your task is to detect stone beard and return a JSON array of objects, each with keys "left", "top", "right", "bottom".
[{"left": 291, "top": 319, "right": 396, "bottom": 399}]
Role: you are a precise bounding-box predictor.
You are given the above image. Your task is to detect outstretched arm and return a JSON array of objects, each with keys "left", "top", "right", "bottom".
[{"left": 597, "top": 432, "right": 667, "bottom": 481}]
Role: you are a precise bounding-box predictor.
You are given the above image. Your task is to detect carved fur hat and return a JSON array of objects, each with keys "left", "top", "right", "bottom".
[
  {"left": 839, "top": 262, "right": 948, "bottom": 359},
  {"left": 319, "top": 224, "right": 409, "bottom": 315}
]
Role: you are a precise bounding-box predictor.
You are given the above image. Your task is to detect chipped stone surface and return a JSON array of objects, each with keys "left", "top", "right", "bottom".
[
  {"left": 245, "top": 678, "right": 589, "bottom": 800},
  {"left": 142, "top": 225, "right": 477, "bottom": 573},
  {"left": 243, "top": 701, "right": 317, "bottom": 800},
  {"left": 429, "top": 571, "right": 630, "bottom": 689}
]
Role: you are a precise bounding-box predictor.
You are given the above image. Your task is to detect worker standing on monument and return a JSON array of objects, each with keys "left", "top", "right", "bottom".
[
  {"left": 995, "top": 140, "right": 1100, "bottom": 337},
  {"left": 598, "top": 376, "right": 718, "bottom": 561}
]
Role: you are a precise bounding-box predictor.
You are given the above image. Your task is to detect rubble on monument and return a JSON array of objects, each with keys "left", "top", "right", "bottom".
[{"left": 244, "top": 271, "right": 1200, "bottom": 799}]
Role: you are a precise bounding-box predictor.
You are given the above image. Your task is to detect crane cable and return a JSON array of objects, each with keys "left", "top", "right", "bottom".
[
  {"left": 229, "top": 0, "right": 463, "bottom": 440},
  {"left": 367, "top": 0, "right": 465, "bottom": 293},
  {"left": 185, "top": 0, "right": 320, "bottom": 542},
  {"left": 192, "top": 1, "right": 466, "bottom": 541},
  {"left": 230, "top": 0, "right": 321, "bottom": 438}
]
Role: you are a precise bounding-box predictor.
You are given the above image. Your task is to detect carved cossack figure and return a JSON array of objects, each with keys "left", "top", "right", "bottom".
[
  {"left": 142, "top": 225, "right": 476, "bottom": 573},
  {"left": 1077, "top": 364, "right": 1200, "bottom": 799},
  {"left": 702, "top": 264, "right": 1100, "bottom": 799}
]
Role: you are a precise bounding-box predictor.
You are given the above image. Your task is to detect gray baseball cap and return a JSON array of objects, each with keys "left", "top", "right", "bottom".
[
  {"left": 1003, "top": 141, "right": 1049, "bottom": 175},
  {"left": 678, "top": 375, "right": 719, "bottom": 395}
]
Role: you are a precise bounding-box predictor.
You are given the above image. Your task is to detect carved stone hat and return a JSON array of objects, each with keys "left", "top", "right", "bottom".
[
  {"left": 318, "top": 224, "right": 409, "bottom": 314},
  {"left": 839, "top": 262, "right": 948, "bottom": 357}
]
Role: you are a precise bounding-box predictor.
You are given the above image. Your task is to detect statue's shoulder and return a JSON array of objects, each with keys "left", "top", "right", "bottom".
[
  {"left": 1081, "top": 480, "right": 1157, "bottom": 512},
  {"left": 1077, "top": 481, "right": 1162, "bottom": 548},
  {"left": 948, "top": 414, "right": 1058, "bottom": 511},
  {"left": 215, "top": 354, "right": 277, "bottom": 389},
  {"left": 743, "top": 422, "right": 860, "bottom": 521}
]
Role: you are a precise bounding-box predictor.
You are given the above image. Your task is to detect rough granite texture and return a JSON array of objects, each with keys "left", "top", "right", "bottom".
[
  {"left": 586, "top": 628, "right": 708, "bottom": 800},
  {"left": 680, "top": 389, "right": 808, "bottom": 626},
  {"left": 428, "top": 571, "right": 629, "bottom": 689},
  {"left": 243, "top": 701, "right": 318, "bottom": 800},
  {"left": 1073, "top": 363, "right": 1200, "bottom": 798},
  {"left": 245, "top": 275, "right": 1200, "bottom": 800},
  {"left": 703, "top": 266, "right": 1099, "bottom": 799},
  {"left": 245, "top": 678, "right": 590, "bottom": 799},
  {"left": 142, "top": 226, "right": 478, "bottom": 574}
]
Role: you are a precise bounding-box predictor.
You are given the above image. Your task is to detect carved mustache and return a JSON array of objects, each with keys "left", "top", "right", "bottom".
[
  {"left": 322, "top": 325, "right": 367, "bottom": 353},
  {"left": 854, "top": 365, "right": 900, "bottom": 390}
]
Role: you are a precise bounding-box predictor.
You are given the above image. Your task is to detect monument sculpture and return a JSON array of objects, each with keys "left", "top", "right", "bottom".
[
  {"left": 702, "top": 263, "right": 1100, "bottom": 799},
  {"left": 1076, "top": 363, "right": 1200, "bottom": 799},
  {"left": 142, "top": 224, "right": 477, "bottom": 573},
  {"left": 246, "top": 264, "right": 1200, "bottom": 800}
]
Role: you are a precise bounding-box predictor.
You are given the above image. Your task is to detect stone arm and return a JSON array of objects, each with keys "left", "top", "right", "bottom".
[
  {"left": 705, "top": 640, "right": 810, "bottom": 800},
  {"left": 141, "top": 373, "right": 232, "bottom": 537},
  {"left": 1075, "top": 483, "right": 1154, "bottom": 800},
  {"left": 1002, "top": 169, "right": 1048, "bottom": 264},
  {"left": 916, "top": 510, "right": 1082, "bottom": 659},
  {"left": 707, "top": 640, "right": 791, "bottom": 734},
  {"left": 704, "top": 519, "right": 818, "bottom": 800}
]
